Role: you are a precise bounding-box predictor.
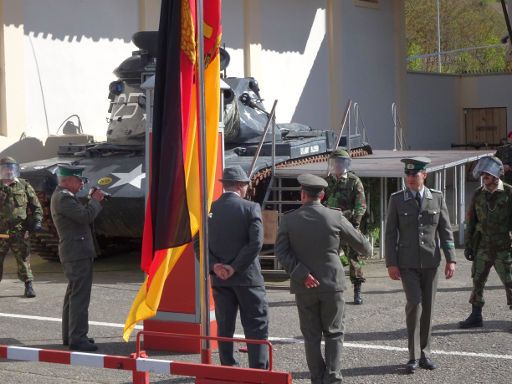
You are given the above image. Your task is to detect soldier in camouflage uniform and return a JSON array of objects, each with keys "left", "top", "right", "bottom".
[
  {"left": 494, "top": 131, "right": 512, "bottom": 185},
  {"left": 460, "top": 155, "right": 512, "bottom": 329},
  {"left": 324, "top": 149, "right": 367, "bottom": 304},
  {"left": 0, "top": 157, "right": 43, "bottom": 298}
]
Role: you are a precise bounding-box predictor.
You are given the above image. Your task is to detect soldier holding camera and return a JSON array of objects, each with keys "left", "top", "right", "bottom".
[
  {"left": 50, "top": 164, "right": 106, "bottom": 351},
  {"left": 0, "top": 156, "right": 42, "bottom": 298}
]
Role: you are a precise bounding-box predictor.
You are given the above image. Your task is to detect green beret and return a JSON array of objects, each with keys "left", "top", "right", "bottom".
[
  {"left": 297, "top": 173, "right": 328, "bottom": 193},
  {"left": 401, "top": 157, "right": 431, "bottom": 172}
]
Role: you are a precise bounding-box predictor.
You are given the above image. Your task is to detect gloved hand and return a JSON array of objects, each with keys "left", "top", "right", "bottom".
[
  {"left": 464, "top": 248, "right": 474, "bottom": 261},
  {"left": 31, "top": 221, "right": 43, "bottom": 232}
]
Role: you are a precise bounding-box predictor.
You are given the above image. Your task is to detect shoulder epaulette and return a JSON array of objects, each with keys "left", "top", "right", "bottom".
[
  {"left": 59, "top": 189, "right": 75, "bottom": 197},
  {"left": 283, "top": 208, "right": 297, "bottom": 215},
  {"left": 429, "top": 188, "right": 442, "bottom": 194},
  {"left": 327, "top": 206, "right": 342, "bottom": 211},
  {"left": 390, "top": 190, "right": 404, "bottom": 197}
]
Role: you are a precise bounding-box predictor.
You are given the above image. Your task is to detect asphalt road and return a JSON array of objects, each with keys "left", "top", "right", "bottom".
[{"left": 0, "top": 250, "right": 511, "bottom": 383}]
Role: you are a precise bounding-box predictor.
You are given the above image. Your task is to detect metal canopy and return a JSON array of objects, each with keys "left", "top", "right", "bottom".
[{"left": 274, "top": 149, "right": 494, "bottom": 178}]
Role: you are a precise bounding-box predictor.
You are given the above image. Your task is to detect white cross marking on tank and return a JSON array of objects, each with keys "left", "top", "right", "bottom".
[{"left": 109, "top": 164, "right": 145, "bottom": 189}]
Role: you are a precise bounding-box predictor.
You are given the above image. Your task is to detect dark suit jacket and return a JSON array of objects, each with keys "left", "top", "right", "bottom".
[
  {"left": 385, "top": 187, "right": 456, "bottom": 269},
  {"left": 50, "top": 186, "right": 102, "bottom": 263},
  {"left": 275, "top": 201, "right": 372, "bottom": 294},
  {"left": 208, "top": 192, "right": 264, "bottom": 287}
]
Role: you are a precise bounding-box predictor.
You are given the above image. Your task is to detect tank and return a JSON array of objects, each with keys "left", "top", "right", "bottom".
[{"left": 20, "top": 31, "right": 370, "bottom": 261}]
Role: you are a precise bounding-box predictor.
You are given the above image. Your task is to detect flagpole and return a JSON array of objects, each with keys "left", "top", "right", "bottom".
[{"left": 196, "top": 0, "right": 212, "bottom": 364}]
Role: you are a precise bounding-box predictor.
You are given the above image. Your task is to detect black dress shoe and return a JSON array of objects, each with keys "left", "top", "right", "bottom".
[
  {"left": 69, "top": 341, "right": 98, "bottom": 352},
  {"left": 405, "top": 359, "right": 418, "bottom": 374},
  {"left": 63, "top": 338, "right": 94, "bottom": 346},
  {"left": 419, "top": 357, "right": 437, "bottom": 370}
]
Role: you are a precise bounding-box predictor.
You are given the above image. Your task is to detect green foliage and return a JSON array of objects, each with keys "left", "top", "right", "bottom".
[{"left": 405, "top": 0, "right": 510, "bottom": 73}]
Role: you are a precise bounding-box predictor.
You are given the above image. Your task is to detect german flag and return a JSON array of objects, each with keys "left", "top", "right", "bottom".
[{"left": 123, "top": 0, "right": 221, "bottom": 341}]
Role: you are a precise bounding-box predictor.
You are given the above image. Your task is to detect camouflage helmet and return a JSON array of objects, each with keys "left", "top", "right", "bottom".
[
  {"left": 472, "top": 155, "right": 504, "bottom": 179},
  {"left": 0, "top": 156, "right": 18, "bottom": 165},
  {"left": 329, "top": 149, "right": 351, "bottom": 159}
]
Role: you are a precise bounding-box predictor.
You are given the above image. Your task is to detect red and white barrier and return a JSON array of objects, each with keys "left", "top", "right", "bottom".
[{"left": 0, "top": 344, "right": 292, "bottom": 384}]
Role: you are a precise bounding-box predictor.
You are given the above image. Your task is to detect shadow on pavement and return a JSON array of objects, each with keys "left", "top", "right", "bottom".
[
  {"left": 346, "top": 328, "right": 407, "bottom": 343},
  {"left": 363, "top": 285, "right": 504, "bottom": 295},
  {"left": 432, "top": 320, "right": 512, "bottom": 336},
  {"left": 342, "top": 364, "right": 404, "bottom": 377}
]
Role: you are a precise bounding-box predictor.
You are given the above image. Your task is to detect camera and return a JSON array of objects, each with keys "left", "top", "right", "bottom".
[{"left": 88, "top": 186, "right": 112, "bottom": 200}]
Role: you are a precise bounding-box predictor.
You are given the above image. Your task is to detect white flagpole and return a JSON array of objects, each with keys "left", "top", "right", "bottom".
[{"left": 196, "top": 0, "right": 212, "bottom": 364}]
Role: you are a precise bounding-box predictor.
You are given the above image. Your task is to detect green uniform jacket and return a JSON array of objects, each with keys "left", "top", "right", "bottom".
[
  {"left": 324, "top": 172, "right": 366, "bottom": 228},
  {"left": 0, "top": 178, "right": 43, "bottom": 232},
  {"left": 50, "top": 186, "right": 102, "bottom": 263},
  {"left": 464, "top": 182, "right": 512, "bottom": 251},
  {"left": 495, "top": 144, "right": 512, "bottom": 184},
  {"left": 275, "top": 201, "right": 372, "bottom": 294},
  {"left": 385, "top": 188, "right": 456, "bottom": 268}
]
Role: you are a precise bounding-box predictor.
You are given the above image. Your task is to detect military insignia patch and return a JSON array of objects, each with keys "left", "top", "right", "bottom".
[{"left": 98, "top": 177, "right": 113, "bottom": 186}]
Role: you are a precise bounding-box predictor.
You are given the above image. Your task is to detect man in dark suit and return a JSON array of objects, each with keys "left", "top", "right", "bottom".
[
  {"left": 208, "top": 165, "right": 268, "bottom": 369},
  {"left": 385, "top": 157, "right": 456, "bottom": 374},
  {"left": 276, "top": 173, "right": 372, "bottom": 384},
  {"left": 50, "top": 165, "right": 105, "bottom": 352}
]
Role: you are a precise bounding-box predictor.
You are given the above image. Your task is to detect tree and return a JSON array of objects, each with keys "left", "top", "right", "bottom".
[{"left": 405, "top": 0, "right": 510, "bottom": 73}]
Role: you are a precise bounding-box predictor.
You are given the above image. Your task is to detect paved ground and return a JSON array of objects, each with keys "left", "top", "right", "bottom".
[{"left": 0, "top": 249, "right": 511, "bottom": 383}]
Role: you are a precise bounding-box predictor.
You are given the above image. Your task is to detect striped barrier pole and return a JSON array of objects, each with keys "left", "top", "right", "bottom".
[{"left": 0, "top": 343, "right": 292, "bottom": 383}]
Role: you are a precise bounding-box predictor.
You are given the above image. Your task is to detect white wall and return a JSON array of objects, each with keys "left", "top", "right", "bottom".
[
  {"left": 338, "top": 1, "right": 403, "bottom": 149},
  {"left": 405, "top": 72, "right": 512, "bottom": 149},
  {"left": 22, "top": 0, "right": 139, "bottom": 142},
  {"left": 221, "top": 0, "right": 405, "bottom": 147},
  {"left": 222, "top": 0, "right": 330, "bottom": 129},
  {"left": 405, "top": 73, "right": 460, "bottom": 149}
]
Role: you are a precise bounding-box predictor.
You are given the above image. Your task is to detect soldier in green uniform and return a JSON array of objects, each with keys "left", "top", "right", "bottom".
[
  {"left": 276, "top": 174, "right": 371, "bottom": 384},
  {"left": 0, "top": 157, "right": 42, "bottom": 298},
  {"left": 459, "top": 156, "right": 512, "bottom": 329},
  {"left": 51, "top": 165, "right": 105, "bottom": 351},
  {"left": 494, "top": 131, "right": 512, "bottom": 185},
  {"left": 385, "top": 157, "right": 456, "bottom": 374},
  {"left": 324, "top": 149, "right": 367, "bottom": 304}
]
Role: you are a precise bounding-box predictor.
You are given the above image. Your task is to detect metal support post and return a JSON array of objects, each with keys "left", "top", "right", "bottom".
[{"left": 458, "top": 165, "right": 466, "bottom": 245}]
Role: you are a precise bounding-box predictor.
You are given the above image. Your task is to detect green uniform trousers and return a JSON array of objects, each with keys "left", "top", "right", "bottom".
[
  {"left": 295, "top": 291, "right": 345, "bottom": 384},
  {"left": 0, "top": 233, "right": 33, "bottom": 282},
  {"left": 340, "top": 244, "right": 365, "bottom": 284},
  {"left": 62, "top": 258, "right": 93, "bottom": 345},
  {"left": 400, "top": 268, "right": 439, "bottom": 361},
  {"left": 470, "top": 248, "right": 512, "bottom": 307}
]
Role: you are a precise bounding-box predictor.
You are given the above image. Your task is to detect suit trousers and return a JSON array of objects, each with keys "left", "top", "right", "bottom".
[
  {"left": 295, "top": 291, "right": 345, "bottom": 384},
  {"left": 62, "top": 258, "right": 93, "bottom": 345},
  {"left": 400, "top": 267, "right": 439, "bottom": 360},
  {"left": 213, "top": 285, "right": 269, "bottom": 369}
]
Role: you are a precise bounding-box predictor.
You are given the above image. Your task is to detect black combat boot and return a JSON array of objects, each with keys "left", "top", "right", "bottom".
[
  {"left": 354, "top": 282, "right": 363, "bottom": 305},
  {"left": 459, "top": 305, "right": 483, "bottom": 328},
  {"left": 24, "top": 281, "right": 36, "bottom": 298}
]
